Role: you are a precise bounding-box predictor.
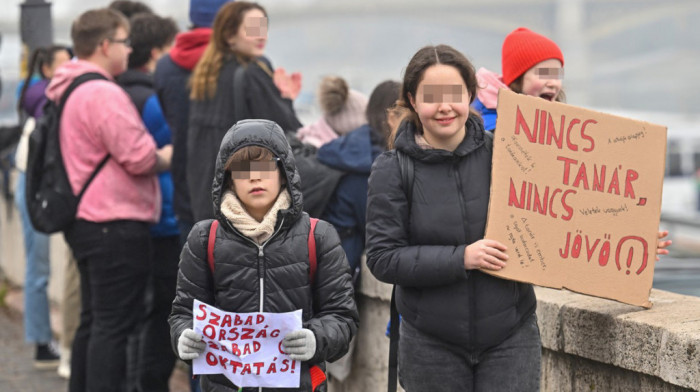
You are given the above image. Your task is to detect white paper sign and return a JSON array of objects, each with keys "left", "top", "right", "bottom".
[{"left": 191, "top": 300, "right": 303, "bottom": 388}]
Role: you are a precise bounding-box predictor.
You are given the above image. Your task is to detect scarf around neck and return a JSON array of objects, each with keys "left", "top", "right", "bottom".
[
  {"left": 221, "top": 188, "right": 292, "bottom": 245},
  {"left": 414, "top": 133, "right": 434, "bottom": 150}
]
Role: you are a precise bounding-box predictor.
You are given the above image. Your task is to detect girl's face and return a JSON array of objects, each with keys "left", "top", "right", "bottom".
[
  {"left": 230, "top": 159, "right": 283, "bottom": 221},
  {"left": 521, "top": 58, "right": 563, "bottom": 101},
  {"left": 228, "top": 9, "right": 268, "bottom": 58},
  {"left": 42, "top": 49, "right": 71, "bottom": 79},
  {"left": 409, "top": 64, "right": 470, "bottom": 151}
]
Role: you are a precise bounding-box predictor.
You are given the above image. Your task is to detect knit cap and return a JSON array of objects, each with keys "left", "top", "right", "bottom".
[
  {"left": 319, "top": 76, "right": 368, "bottom": 136},
  {"left": 190, "top": 0, "right": 231, "bottom": 28},
  {"left": 501, "top": 27, "right": 564, "bottom": 86}
]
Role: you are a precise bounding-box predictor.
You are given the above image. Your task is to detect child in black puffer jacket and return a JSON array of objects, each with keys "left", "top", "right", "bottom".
[{"left": 169, "top": 119, "right": 359, "bottom": 392}]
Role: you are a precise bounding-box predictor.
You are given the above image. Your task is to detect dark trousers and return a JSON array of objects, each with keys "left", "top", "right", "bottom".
[
  {"left": 127, "top": 235, "right": 181, "bottom": 392},
  {"left": 398, "top": 313, "right": 542, "bottom": 392},
  {"left": 65, "top": 220, "right": 151, "bottom": 392}
]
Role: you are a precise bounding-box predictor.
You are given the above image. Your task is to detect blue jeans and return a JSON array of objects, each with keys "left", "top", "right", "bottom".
[
  {"left": 14, "top": 171, "right": 52, "bottom": 344},
  {"left": 398, "top": 313, "right": 541, "bottom": 391}
]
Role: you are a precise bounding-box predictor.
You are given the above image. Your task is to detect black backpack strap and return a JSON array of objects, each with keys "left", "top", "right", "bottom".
[
  {"left": 396, "top": 149, "right": 414, "bottom": 208},
  {"left": 233, "top": 64, "right": 250, "bottom": 121},
  {"left": 58, "top": 73, "right": 108, "bottom": 114},
  {"left": 484, "top": 129, "right": 494, "bottom": 152},
  {"left": 76, "top": 155, "right": 110, "bottom": 199},
  {"left": 388, "top": 285, "right": 400, "bottom": 392},
  {"left": 59, "top": 72, "right": 111, "bottom": 199},
  {"left": 388, "top": 150, "right": 414, "bottom": 392}
]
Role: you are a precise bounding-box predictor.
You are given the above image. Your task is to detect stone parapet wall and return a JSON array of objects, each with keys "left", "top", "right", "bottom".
[
  {"left": 330, "top": 257, "right": 700, "bottom": 392},
  {"left": 2, "top": 189, "right": 698, "bottom": 391}
]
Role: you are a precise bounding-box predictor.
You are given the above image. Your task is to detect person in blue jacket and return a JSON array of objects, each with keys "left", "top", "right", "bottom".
[
  {"left": 317, "top": 80, "right": 401, "bottom": 281},
  {"left": 115, "top": 12, "right": 180, "bottom": 392}
]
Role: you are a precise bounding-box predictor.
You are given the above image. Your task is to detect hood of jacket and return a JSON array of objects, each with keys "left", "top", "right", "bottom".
[
  {"left": 317, "top": 124, "right": 381, "bottom": 174},
  {"left": 296, "top": 117, "right": 338, "bottom": 148},
  {"left": 212, "top": 119, "right": 304, "bottom": 228},
  {"left": 476, "top": 67, "right": 508, "bottom": 110},
  {"left": 394, "top": 115, "right": 487, "bottom": 163},
  {"left": 46, "top": 60, "right": 113, "bottom": 103},
  {"left": 170, "top": 28, "right": 212, "bottom": 71}
]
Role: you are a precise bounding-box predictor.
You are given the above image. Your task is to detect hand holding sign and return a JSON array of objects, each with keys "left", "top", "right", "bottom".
[
  {"left": 178, "top": 329, "right": 206, "bottom": 360},
  {"left": 464, "top": 239, "right": 509, "bottom": 271},
  {"left": 191, "top": 300, "right": 302, "bottom": 388},
  {"left": 656, "top": 230, "right": 672, "bottom": 261},
  {"left": 282, "top": 329, "right": 316, "bottom": 361}
]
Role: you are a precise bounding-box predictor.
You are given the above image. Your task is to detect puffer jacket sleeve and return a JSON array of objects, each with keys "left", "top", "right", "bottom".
[
  {"left": 169, "top": 219, "right": 217, "bottom": 358},
  {"left": 304, "top": 220, "right": 359, "bottom": 364},
  {"left": 365, "top": 152, "right": 469, "bottom": 288}
]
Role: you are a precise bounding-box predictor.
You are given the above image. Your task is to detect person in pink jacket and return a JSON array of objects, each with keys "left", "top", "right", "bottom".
[{"left": 45, "top": 8, "right": 171, "bottom": 392}]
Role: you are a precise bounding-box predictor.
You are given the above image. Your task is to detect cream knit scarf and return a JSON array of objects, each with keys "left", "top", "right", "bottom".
[{"left": 220, "top": 189, "right": 292, "bottom": 245}]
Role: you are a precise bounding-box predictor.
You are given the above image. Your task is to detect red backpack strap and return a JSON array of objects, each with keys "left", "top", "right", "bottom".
[
  {"left": 308, "top": 218, "right": 319, "bottom": 285},
  {"left": 207, "top": 220, "right": 219, "bottom": 273},
  {"left": 309, "top": 365, "right": 326, "bottom": 391}
]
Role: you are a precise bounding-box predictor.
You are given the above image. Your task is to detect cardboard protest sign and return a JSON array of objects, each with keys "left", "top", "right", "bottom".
[
  {"left": 192, "top": 300, "right": 302, "bottom": 388},
  {"left": 484, "top": 89, "right": 667, "bottom": 308}
]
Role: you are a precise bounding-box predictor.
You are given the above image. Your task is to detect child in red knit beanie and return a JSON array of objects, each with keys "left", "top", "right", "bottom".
[{"left": 472, "top": 27, "right": 565, "bottom": 131}]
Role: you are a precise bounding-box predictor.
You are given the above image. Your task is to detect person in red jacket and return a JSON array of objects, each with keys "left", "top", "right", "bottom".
[{"left": 154, "top": 0, "right": 232, "bottom": 253}]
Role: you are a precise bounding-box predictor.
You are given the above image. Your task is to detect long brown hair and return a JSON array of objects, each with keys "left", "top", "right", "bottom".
[
  {"left": 190, "top": 1, "right": 267, "bottom": 100},
  {"left": 389, "top": 45, "right": 479, "bottom": 148}
]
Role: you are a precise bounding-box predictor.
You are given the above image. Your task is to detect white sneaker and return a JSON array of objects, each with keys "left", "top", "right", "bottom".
[{"left": 57, "top": 347, "right": 71, "bottom": 379}]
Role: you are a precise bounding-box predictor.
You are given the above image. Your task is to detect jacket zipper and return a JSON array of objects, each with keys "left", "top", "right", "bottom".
[
  {"left": 225, "top": 218, "right": 285, "bottom": 392},
  {"left": 453, "top": 160, "right": 476, "bottom": 351},
  {"left": 224, "top": 217, "right": 285, "bottom": 313}
]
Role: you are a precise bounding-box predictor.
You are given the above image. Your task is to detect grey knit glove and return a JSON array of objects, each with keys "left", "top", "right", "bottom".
[
  {"left": 282, "top": 329, "right": 316, "bottom": 361},
  {"left": 178, "top": 328, "right": 206, "bottom": 360}
]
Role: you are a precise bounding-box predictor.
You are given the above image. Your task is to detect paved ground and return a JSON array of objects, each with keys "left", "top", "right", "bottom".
[
  {"left": 0, "top": 303, "right": 69, "bottom": 392},
  {"left": 0, "top": 282, "right": 191, "bottom": 392}
]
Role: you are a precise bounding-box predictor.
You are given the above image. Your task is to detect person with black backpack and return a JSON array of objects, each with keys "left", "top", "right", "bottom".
[
  {"left": 169, "top": 119, "right": 358, "bottom": 392},
  {"left": 42, "top": 8, "right": 172, "bottom": 392}
]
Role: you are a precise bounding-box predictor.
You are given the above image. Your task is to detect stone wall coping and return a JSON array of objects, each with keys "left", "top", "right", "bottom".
[
  {"left": 343, "top": 256, "right": 700, "bottom": 391},
  {"left": 535, "top": 286, "right": 700, "bottom": 390}
]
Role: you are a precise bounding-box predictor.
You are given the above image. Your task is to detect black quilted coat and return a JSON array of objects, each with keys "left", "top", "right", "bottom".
[
  {"left": 366, "top": 116, "right": 536, "bottom": 351},
  {"left": 169, "top": 120, "right": 358, "bottom": 392}
]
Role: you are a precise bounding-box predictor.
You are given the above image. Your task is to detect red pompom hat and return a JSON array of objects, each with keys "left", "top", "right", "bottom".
[{"left": 501, "top": 27, "right": 564, "bottom": 86}]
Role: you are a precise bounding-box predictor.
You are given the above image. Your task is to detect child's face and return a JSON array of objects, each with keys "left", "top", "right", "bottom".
[
  {"left": 409, "top": 64, "right": 470, "bottom": 149},
  {"left": 230, "top": 159, "right": 283, "bottom": 217},
  {"left": 521, "top": 59, "right": 563, "bottom": 101}
]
